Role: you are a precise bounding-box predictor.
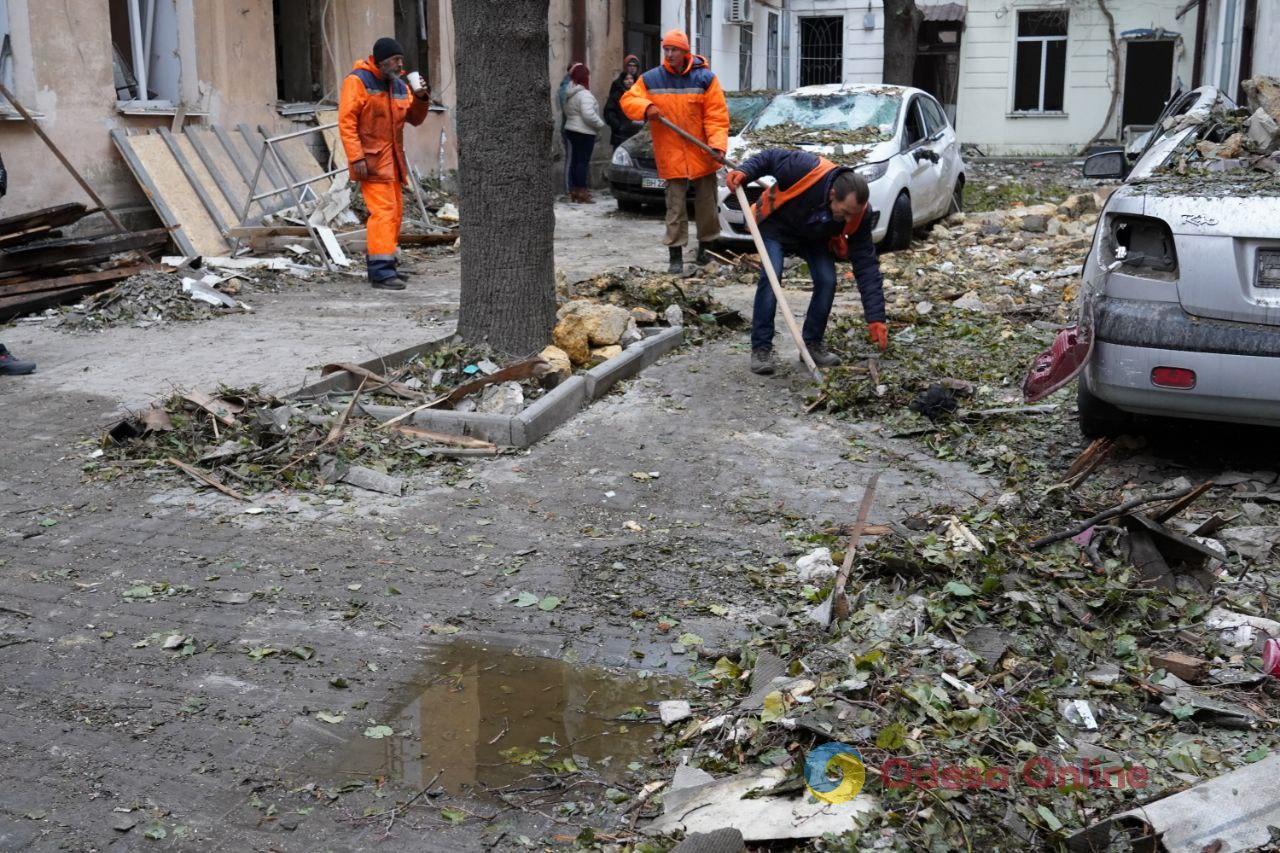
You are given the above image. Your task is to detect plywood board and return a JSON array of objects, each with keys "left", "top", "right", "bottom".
[
  {"left": 127, "top": 134, "right": 231, "bottom": 257},
  {"left": 172, "top": 134, "right": 239, "bottom": 229}
]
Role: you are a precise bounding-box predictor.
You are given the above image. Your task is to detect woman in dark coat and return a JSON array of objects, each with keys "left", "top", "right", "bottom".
[{"left": 604, "top": 54, "right": 642, "bottom": 149}]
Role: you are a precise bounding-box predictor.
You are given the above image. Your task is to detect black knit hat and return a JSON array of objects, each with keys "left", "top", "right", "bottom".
[{"left": 372, "top": 37, "right": 405, "bottom": 64}]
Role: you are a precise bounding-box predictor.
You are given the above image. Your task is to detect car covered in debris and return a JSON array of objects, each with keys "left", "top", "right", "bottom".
[
  {"left": 715, "top": 83, "right": 965, "bottom": 249},
  {"left": 1024, "top": 82, "right": 1280, "bottom": 435},
  {"left": 607, "top": 91, "right": 776, "bottom": 212}
]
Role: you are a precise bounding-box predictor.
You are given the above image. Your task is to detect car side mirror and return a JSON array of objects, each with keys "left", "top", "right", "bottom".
[{"left": 1083, "top": 151, "right": 1127, "bottom": 179}]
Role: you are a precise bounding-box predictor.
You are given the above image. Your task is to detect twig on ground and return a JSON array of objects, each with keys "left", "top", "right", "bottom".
[{"left": 1030, "top": 485, "right": 1197, "bottom": 550}]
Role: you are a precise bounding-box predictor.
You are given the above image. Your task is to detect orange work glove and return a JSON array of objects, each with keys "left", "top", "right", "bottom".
[
  {"left": 645, "top": 104, "right": 661, "bottom": 121},
  {"left": 725, "top": 170, "right": 748, "bottom": 191},
  {"left": 868, "top": 321, "right": 889, "bottom": 352}
]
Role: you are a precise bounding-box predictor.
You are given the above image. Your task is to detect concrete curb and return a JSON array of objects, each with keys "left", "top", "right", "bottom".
[{"left": 303, "top": 325, "right": 685, "bottom": 448}]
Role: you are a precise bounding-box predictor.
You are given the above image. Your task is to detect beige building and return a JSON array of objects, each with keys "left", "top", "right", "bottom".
[{"left": 0, "top": 0, "right": 630, "bottom": 226}]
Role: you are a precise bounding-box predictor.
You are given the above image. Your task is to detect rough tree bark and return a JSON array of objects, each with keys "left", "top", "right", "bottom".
[
  {"left": 455, "top": 0, "right": 557, "bottom": 356},
  {"left": 882, "top": 0, "right": 923, "bottom": 86}
]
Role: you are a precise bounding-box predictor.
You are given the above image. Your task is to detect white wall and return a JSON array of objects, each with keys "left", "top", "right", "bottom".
[
  {"left": 787, "top": 0, "right": 883, "bottom": 86},
  {"left": 659, "top": 0, "right": 880, "bottom": 91},
  {"left": 956, "top": 0, "right": 1193, "bottom": 155},
  {"left": 1255, "top": 3, "right": 1280, "bottom": 78}
]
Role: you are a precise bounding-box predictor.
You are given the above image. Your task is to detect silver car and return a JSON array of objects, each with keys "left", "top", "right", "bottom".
[{"left": 1024, "top": 86, "right": 1280, "bottom": 436}]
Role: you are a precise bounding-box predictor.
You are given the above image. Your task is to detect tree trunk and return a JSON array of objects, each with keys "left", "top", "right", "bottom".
[
  {"left": 455, "top": 0, "right": 557, "bottom": 356},
  {"left": 882, "top": 0, "right": 922, "bottom": 86}
]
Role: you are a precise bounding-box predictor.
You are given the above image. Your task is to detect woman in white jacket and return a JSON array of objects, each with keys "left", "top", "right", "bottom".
[{"left": 562, "top": 63, "right": 606, "bottom": 203}]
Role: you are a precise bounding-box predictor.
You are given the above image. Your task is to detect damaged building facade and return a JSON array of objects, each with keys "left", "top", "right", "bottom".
[
  {"left": 0, "top": 1, "right": 459, "bottom": 222},
  {"left": 955, "top": 0, "right": 1280, "bottom": 154}
]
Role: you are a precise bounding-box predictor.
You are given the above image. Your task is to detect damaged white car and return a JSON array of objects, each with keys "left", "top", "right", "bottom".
[
  {"left": 715, "top": 84, "right": 965, "bottom": 250},
  {"left": 1024, "top": 82, "right": 1280, "bottom": 436}
]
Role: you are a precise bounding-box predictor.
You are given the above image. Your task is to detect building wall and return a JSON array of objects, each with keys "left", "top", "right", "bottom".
[
  {"left": 0, "top": 0, "right": 453, "bottom": 224},
  {"left": 955, "top": 0, "right": 1193, "bottom": 155},
  {"left": 786, "top": 0, "right": 884, "bottom": 86}
]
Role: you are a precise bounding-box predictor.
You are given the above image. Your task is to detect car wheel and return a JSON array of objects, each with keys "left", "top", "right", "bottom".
[
  {"left": 1077, "top": 381, "right": 1135, "bottom": 439},
  {"left": 948, "top": 176, "right": 964, "bottom": 215},
  {"left": 616, "top": 197, "right": 645, "bottom": 213},
  {"left": 883, "top": 192, "right": 913, "bottom": 252}
]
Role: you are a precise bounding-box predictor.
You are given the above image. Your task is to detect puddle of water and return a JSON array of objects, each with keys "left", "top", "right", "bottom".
[{"left": 310, "top": 641, "right": 684, "bottom": 795}]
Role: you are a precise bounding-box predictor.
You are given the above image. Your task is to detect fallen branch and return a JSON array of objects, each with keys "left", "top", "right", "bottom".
[
  {"left": 831, "top": 472, "right": 882, "bottom": 622},
  {"left": 1030, "top": 485, "right": 1197, "bottom": 550},
  {"left": 1153, "top": 481, "right": 1214, "bottom": 523},
  {"left": 278, "top": 378, "right": 367, "bottom": 476},
  {"left": 392, "top": 424, "right": 495, "bottom": 449},
  {"left": 376, "top": 357, "right": 548, "bottom": 430},
  {"left": 965, "top": 404, "right": 1058, "bottom": 418},
  {"left": 321, "top": 362, "right": 426, "bottom": 401},
  {"left": 167, "top": 457, "right": 250, "bottom": 502}
]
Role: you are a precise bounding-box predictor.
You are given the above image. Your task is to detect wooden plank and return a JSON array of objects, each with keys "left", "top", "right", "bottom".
[
  {"left": 127, "top": 133, "right": 231, "bottom": 257},
  {"left": 237, "top": 124, "right": 290, "bottom": 196},
  {"left": 183, "top": 127, "right": 247, "bottom": 216},
  {"left": 110, "top": 129, "right": 195, "bottom": 257},
  {"left": 208, "top": 125, "right": 286, "bottom": 218},
  {"left": 157, "top": 128, "right": 234, "bottom": 237},
  {"left": 0, "top": 229, "right": 170, "bottom": 273},
  {"left": 0, "top": 203, "right": 89, "bottom": 239},
  {"left": 0, "top": 264, "right": 148, "bottom": 297},
  {"left": 0, "top": 282, "right": 117, "bottom": 321}
]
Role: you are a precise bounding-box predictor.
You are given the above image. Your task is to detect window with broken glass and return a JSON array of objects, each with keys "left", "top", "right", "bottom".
[
  {"left": 1013, "top": 10, "right": 1067, "bottom": 113},
  {"left": 738, "top": 23, "right": 754, "bottom": 90},
  {"left": 108, "top": 0, "right": 192, "bottom": 110}
]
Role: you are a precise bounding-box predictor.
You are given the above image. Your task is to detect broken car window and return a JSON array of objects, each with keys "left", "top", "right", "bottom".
[{"left": 747, "top": 92, "right": 901, "bottom": 140}]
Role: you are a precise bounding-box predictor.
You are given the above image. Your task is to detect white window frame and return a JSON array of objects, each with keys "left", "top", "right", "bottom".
[
  {"left": 114, "top": 0, "right": 200, "bottom": 115},
  {"left": 739, "top": 22, "right": 754, "bottom": 89},
  {"left": 1012, "top": 10, "right": 1068, "bottom": 115},
  {"left": 766, "top": 11, "right": 780, "bottom": 90},
  {"left": 0, "top": 0, "right": 40, "bottom": 118}
]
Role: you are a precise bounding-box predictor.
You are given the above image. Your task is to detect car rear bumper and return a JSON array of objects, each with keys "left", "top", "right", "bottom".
[{"left": 1087, "top": 340, "right": 1280, "bottom": 427}]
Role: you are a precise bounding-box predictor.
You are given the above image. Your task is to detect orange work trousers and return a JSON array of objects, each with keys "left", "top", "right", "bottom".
[{"left": 361, "top": 180, "right": 404, "bottom": 282}]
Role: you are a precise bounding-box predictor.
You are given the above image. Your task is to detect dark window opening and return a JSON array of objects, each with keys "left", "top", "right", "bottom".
[
  {"left": 1013, "top": 10, "right": 1067, "bottom": 112},
  {"left": 799, "top": 16, "right": 842, "bottom": 87},
  {"left": 394, "top": 0, "right": 431, "bottom": 83},
  {"left": 273, "top": 0, "right": 326, "bottom": 103},
  {"left": 624, "top": 0, "right": 662, "bottom": 70}
]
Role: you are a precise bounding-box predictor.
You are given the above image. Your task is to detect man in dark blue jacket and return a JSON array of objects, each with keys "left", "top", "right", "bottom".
[{"left": 727, "top": 148, "right": 889, "bottom": 374}]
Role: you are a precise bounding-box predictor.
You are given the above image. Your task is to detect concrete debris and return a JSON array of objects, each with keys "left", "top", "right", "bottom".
[
  {"left": 664, "top": 304, "right": 684, "bottom": 327},
  {"left": 337, "top": 465, "right": 404, "bottom": 496},
  {"left": 476, "top": 381, "right": 524, "bottom": 415},
  {"left": 538, "top": 345, "right": 573, "bottom": 380},
  {"left": 1242, "top": 75, "right": 1280, "bottom": 124},
  {"left": 658, "top": 700, "right": 693, "bottom": 726},
  {"left": 1070, "top": 753, "right": 1280, "bottom": 853},
  {"left": 436, "top": 202, "right": 459, "bottom": 223},
  {"left": 1246, "top": 108, "right": 1280, "bottom": 150},
  {"left": 644, "top": 767, "right": 878, "bottom": 841},
  {"left": 795, "top": 547, "right": 837, "bottom": 580}
]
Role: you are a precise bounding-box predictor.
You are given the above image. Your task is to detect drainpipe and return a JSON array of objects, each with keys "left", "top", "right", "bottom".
[
  {"left": 1191, "top": 0, "right": 1206, "bottom": 87},
  {"left": 1218, "top": 0, "right": 1237, "bottom": 94}
]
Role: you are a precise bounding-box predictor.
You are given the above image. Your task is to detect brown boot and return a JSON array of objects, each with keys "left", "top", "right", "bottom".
[{"left": 578, "top": 188, "right": 593, "bottom": 204}]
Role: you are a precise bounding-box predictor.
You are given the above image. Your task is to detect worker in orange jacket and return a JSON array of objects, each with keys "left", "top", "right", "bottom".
[
  {"left": 338, "top": 38, "right": 431, "bottom": 289},
  {"left": 621, "top": 30, "right": 729, "bottom": 274}
]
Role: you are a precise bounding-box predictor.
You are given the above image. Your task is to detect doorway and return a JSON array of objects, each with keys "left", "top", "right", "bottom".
[
  {"left": 624, "top": 0, "right": 662, "bottom": 69},
  {"left": 1121, "top": 40, "right": 1176, "bottom": 127}
]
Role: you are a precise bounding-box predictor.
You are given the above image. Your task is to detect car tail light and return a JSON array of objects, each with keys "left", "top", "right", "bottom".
[{"left": 1151, "top": 367, "right": 1196, "bottom": 389}]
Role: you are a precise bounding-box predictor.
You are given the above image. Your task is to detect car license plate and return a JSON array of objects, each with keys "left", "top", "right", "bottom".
[
  {"left": 1257, "top": 249, "right": 1280, "bottom": 288},
  {"left": 641, "top": 177, "right": 667, "bottom": 189}
]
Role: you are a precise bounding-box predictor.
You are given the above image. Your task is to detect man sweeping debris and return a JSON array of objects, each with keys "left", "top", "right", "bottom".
[
  {"left": 620, "top": 29, "right": 729, "bottom": 274},
  {"left": 338, "top": 37, "right": 432, "bottom": 290},
  {"left": 726, "top": 149, "right": 889, "bottom": 374}
]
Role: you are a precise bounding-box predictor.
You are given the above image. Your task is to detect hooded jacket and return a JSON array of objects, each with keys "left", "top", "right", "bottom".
[
  {"left": 738, "top": 148, "right": 886, "bottom": 324},
  {"left": 619, "top": 54, "right": 729, "bottom": 181},
  {"left": 563, "top": 83, "right": 607, "bottom": 135},
  {"left": 338, "top": 56, "right": 430, "bottom": 183}
]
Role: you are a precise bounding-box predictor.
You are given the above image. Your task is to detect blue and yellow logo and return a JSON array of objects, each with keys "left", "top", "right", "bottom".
[{"left": 804, "top": 743, "right": 866, "bottom": 804}]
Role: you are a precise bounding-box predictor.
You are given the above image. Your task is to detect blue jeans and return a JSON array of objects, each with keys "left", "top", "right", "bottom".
[{"left": 751, "top": 237, "right": 837, "bottom": 351}]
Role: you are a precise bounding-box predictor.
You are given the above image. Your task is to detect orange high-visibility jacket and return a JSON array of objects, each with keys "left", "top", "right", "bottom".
[
  {"left": 620, "top": 54, "right": 729, "bottom": 181},
  {"left": 338, "top": 57, "right": 430, "bottom": 184}
]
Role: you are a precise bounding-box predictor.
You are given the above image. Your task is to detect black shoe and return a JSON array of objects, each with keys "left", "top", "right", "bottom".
[
  {"left": 750, "top": 348, "right": 775, "bottom": 375},
  {"left": 804, "top": 343, "right": 841, "bottom": 368},
  {"left": 667, "top": 247, "right": 684, "bottom": 275},
  {"left": 395, "top": 272, "right": 410, "bottom": 283},
  {"left": 371, "top": 277, "right": 406, "bottom": 291},
  {"left": 694, "top": 244, "right": 711, "bottom": 266},
  {"left": 0, "top": 344, "right": 35, "bottom": 376}
]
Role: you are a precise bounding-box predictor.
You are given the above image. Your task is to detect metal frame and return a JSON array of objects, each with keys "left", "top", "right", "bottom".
[{"left": 231, "top": 123, "right": 347, "bottom": 269}]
